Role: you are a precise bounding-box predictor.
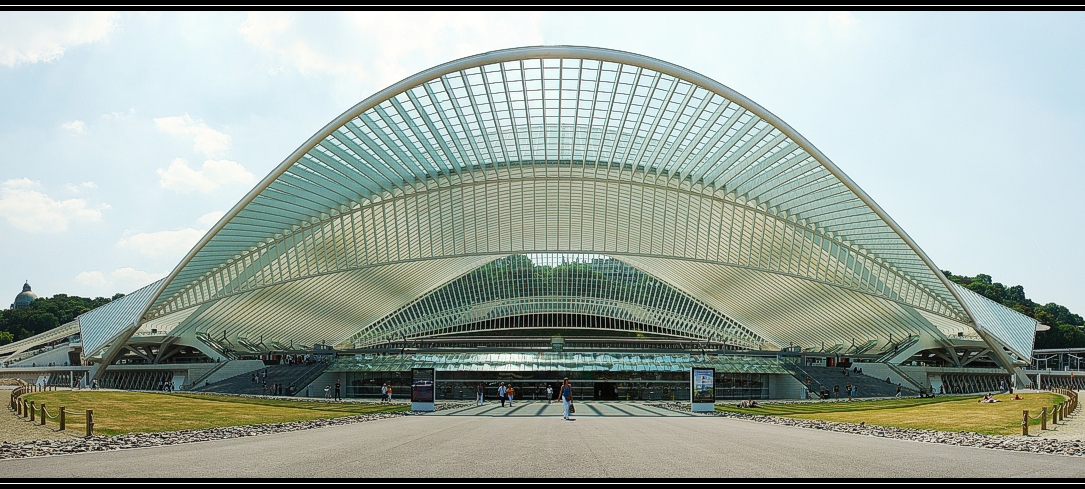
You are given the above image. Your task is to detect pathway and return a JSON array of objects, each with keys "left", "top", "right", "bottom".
[
  {"left": 2, "top": 408, "right": 1085, "bottom": 477},
  {"left": 0, "top": 387, "right": 78, "bottom": 443}
]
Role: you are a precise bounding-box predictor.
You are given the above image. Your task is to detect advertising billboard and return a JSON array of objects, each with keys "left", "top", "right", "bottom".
[
  {"left": 412, "top": 368, "right": 435, "bottom": 403},
  {"left": 691, "top": 367, "right": 715, "bottom": 404}
]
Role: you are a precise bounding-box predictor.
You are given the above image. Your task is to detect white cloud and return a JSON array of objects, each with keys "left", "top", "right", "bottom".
[
  {"left": 76, "top": 268, "right": 168, "bottom": 295},
  {"left": 64, "top": 181, "right": 98, "bottom": 193},
  {"left": 156, "top": 157, "right": 254, "bottom": 193},
  {"left": 61, "top": 120, "right": 87, "bottom": 134},
  {"left": 117, "top": 228, "right": 207, "bottom": 259},
  {"left": 74, "top": 271, "right": 108, "bottom": 288},
  {"left": 239, "top": 12, "right": 545, "bottom": 88},
  {"left": 2, "top": 178, "right": 39, "bottom": 189},
  {"left": 0, "top": 179, "right": 108, "bottom": 232},
  {"left": 197, "top": 210, "right": 226, "bottom": 228},
  {"left": 100, "top": 108, "right": 135, "bottom": 120},
  {"left": 0, "top": 12, "right": 118, "bottom": 67},
  {"left": 153, "top": 113, "right": 231, "bottom": 157}
]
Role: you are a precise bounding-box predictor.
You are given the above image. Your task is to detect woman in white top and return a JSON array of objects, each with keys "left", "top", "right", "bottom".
[{"left": 561, "top": 378, "right": 573, "bottom": 421}]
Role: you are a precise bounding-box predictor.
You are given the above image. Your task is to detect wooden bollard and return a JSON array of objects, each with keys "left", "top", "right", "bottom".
[
  {"left": 1042, "top": 406, "right": 1047, "bottom": 430},
  {"left": 85, "top": 409, "right": 93, "bottom": 438},
  {"left": 59, "top": 407, "right": 65, "bottom": 431},
  {"left": 29, "top": 401, "right": 35, "bottom": 422},
  {"left": 1053, "top": 405, "right": 1059, "bottom": 424},
  {"left": 40, "top": 404, "right": 45, "bottom": 426},
  {"left": 1023, "top": 410, "right": 1029, "bottom": 436}
]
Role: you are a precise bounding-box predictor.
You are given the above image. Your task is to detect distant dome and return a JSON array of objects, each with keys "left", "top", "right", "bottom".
[{"left": 13, "top": 281, "right": 37, "bottom": 309}]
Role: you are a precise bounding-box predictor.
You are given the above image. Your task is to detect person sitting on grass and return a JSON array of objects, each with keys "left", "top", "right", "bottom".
[{"left": 1012, "top": 394, "right": 1023, "bottom": 400}]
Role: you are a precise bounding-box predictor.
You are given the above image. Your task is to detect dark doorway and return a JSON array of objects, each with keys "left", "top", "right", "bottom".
[{"left": 593, "top": 382, "right": 619, "bottom": 400}]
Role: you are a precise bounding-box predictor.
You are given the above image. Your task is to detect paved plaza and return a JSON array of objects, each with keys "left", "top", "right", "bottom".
[
  {"left": 431, "top": 401, "right": 693, "bottom": 417},
  {"left": 3, "top": 401, "right": 1085, "bottom": 478}
]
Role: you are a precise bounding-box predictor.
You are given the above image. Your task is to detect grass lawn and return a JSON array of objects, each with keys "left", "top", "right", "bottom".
[
  {"left": 718, "top": 393, "right": 1067, "bottom": 435},
  {"left": 22, "top": 391, "right": 408, "bottom": 436}
]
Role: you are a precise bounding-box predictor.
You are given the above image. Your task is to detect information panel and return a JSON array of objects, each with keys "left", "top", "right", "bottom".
[
  {"left": 691, "top": 367, "right": 715, "bottom": 412},
  {"left": 412, "top": 368, "right": 435, "bottom": 403}
]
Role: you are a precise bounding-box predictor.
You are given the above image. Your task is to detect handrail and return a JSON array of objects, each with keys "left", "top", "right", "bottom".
[{"left": 184, "top": 361, "right": 229, "bottom": 390}]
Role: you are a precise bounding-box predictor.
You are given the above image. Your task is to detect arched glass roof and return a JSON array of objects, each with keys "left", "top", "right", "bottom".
[{"left": 73, "top": 46, "right": 1038, "bottom": 365}]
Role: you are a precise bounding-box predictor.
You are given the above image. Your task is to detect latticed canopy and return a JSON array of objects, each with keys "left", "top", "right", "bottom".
[{"left": 75, "top": 46, "right": 1037, "bottom": 372}]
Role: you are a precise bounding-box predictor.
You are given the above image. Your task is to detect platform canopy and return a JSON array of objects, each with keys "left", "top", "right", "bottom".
[{"left": 75, "top": 46, "right": 1037, "bottom": 370}]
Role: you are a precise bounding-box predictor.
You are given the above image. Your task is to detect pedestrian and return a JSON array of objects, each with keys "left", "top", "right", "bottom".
[
  {"left": 507, "top": 385, "right": 515, "bottom": 407},
  {"left": 845, "top": 382, "right": 852, "bottom": 401},
  {"left": 381, "top": 383, "right": 388, "bottom": 403},
  {"left": 334, "top": 380, "right": 341, "bottom": 401},
  {"left": 324, "top": 384, "right": 331, "bottom": 399},
  {"left": 561, "top": 378, "right": 573, "bottom": 421},
  {"left": 498, "top": 383, "right": 507, "bottom": 407},
  {"left": 895, "top": 383, "right": 902, "bottom": 398},
  {"left": 851, "top": 385, "right": 857, "bottom": 399},
  {"left": 833, "top": 383, "right": 840, "bottom": 398},
  {"left": 546, "top": 384, "right": 554, "bottom": 404},
  {"left": 476, "top": 382, "right": 484, "bottom": 406},
  {"left": 387, "top": 384, "right": 393, "bottom": 402}
]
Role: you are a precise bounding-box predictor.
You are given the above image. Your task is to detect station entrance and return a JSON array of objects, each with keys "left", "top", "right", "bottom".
[{"left": 335, "top": 354, "right": 782, "bottom": 401}]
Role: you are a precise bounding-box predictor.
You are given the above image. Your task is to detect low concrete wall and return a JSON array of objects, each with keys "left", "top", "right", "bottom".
[
  {"left": 853, "top": 362, "right": 920, "bottom": 390},
  {"left": 201, "top": 360, "right": 265, "bottom": 386},
  {"left": 769, "top": 373, "right": 805, "bottom": 399},
  {"left": 301, "top": 371, "right": 341, "bottom": 398}
]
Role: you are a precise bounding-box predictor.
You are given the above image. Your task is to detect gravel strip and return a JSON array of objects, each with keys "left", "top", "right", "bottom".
[
  {"left": 650, "top": 402, "right": 1085, "bottom": 457},
  {"left": 0, "top": 400, "right": 471, "bottom": 460}
]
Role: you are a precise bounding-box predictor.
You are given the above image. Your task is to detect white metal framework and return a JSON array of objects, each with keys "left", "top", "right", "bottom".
[{"left": 74, "top": 46, "right": 1037, "bottom": 374}]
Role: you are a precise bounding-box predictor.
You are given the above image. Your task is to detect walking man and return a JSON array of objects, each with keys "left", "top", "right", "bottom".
[
  {"left": 546, "top": 384, "right": 554, "bottom": 404},
  {"left": 334, "top": 380, "right": 341, "bottom": 401},
  {"left": 833, "top": 383, "right": 840, "bottom": 399},
  {"left": 476, "top": 382, "right": 484, "bottom": 406},
  {"left": 381, "top": 383, "right": 388, "bottom": 403},
  {"left": 324, "top": 384, "right": 331, "bottom": 399},
  {"left": 895, "top": 383, "right": 902, "bottom": 398},
  {"left": 498, "top": 383, "right": 507, "bottom": 407}
]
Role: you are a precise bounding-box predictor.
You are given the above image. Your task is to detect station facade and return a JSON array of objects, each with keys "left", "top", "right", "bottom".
[{"left": 0, "top": 47, "right": 1043, "bottom": 400}]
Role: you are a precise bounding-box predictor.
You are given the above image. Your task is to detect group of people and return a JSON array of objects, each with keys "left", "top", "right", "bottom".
[
  {"left": 155, "top": 380, "right": 174, "bottom": 392},
  {"left": 472, "top": 380, "right": 575, "bottom": 420},
  {"left": 737, "top": 398, "right": 761, "bottom": 408},
  {"left": 322, "top": 381, "right": 342, "bottom": 401},
  {"left": 978, "top": 393, "right": 1002, "bottom": 403}
]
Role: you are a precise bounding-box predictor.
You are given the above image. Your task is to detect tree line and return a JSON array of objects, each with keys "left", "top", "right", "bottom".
[
  {"left": 942, "top": 271, "right": 1084, "bottom": 349},
  {"left": 0, "top": 293, "right": 123, "bottom": 346}
]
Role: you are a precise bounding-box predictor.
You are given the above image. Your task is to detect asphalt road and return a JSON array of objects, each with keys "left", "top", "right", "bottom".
[{"left": 3, "top": 408, "right": 1083, "bottom": 478}]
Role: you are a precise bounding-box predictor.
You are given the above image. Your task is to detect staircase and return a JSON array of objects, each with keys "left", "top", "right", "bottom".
[
  {"left": 192, "top": 363, "right": 330, "bottom": 396},
  {"left": 784, "top": 364, "right": 919, "bottom": 398},
  {"left": 184, "top": 359, "right": 265, "bottom": 390}
]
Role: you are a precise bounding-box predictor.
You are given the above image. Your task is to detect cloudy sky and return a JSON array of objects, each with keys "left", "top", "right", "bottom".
[{"left": 0, "top": 11, "right": 1082, "bottom": 315}]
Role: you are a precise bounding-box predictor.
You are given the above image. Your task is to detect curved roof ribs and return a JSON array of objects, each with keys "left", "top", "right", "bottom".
[{"left": 76, "top": 46, "right": 1039, "bottom": 373}]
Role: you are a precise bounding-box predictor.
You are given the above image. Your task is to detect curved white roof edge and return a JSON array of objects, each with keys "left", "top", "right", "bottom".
[{"left": 138, "top": 45, "right": 975, "bottom": 328}]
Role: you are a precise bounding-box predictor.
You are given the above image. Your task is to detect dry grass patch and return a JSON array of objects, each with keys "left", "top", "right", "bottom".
[
  {"left": 782, "top": 393, "right": 1065, "bottom": 435},
  {"left": 23, "top": 391, "right": 407, "bottom": 436}
]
